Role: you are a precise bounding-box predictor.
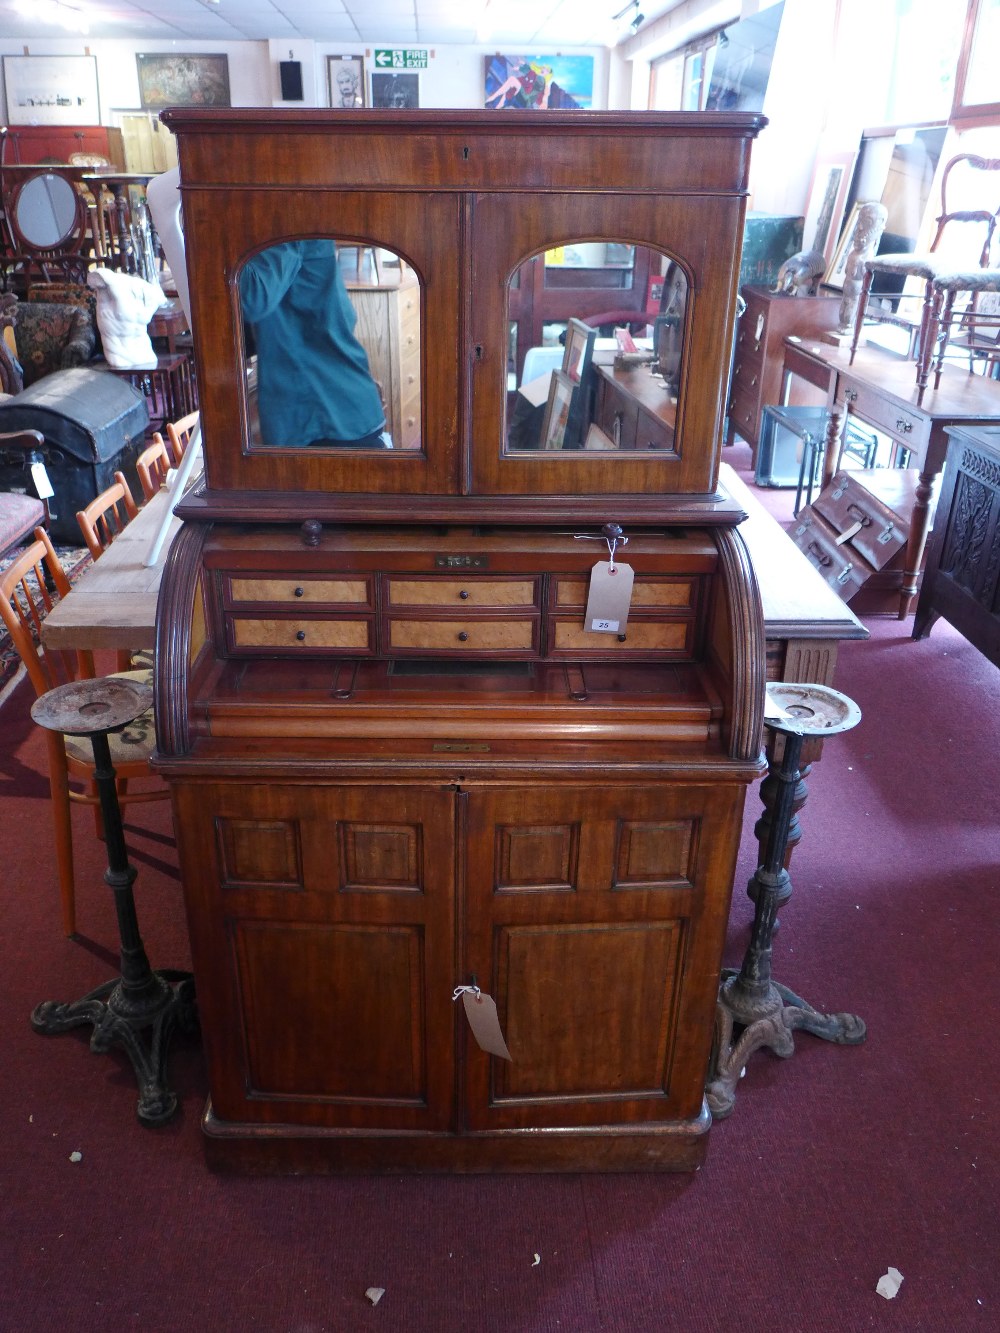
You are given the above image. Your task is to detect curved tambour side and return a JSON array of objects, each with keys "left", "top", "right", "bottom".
[
  {"left": 154, "top": 520, "right": 211, "bottom": 758},
  {"left": 710, "top": 524, "right": 766, "bottom": 763}
]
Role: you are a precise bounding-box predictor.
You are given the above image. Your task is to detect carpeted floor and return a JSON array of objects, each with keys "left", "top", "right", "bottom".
[{"left": 1, "top": 456, "right": 997, "bottom": 1332}]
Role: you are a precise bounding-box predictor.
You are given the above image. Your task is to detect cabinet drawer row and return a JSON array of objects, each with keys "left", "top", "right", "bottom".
[{"left": 223, "top": 572, "right": 697, "bottom": 612}]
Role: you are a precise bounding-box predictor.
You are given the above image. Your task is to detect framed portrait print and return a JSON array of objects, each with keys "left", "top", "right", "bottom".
[
  {"left": 540, "top": 370, "right": 576, "bottom": 450},
  {"left": 371, "top": 72, "right": 419, "bottom": 109},
  {"left": 136, "top": 54, "right": 231, "bottom": 110},
  {"left": 562, "top": 318, "right": 596, "bottom": 386},
  {"left": 2, "top": 55, "right": 100, "bottom": 126},
  {"left": 328, "top": 56, "right": 366, "bottom": 109},
  {"left": 802, "top": 151, "right": 857, "bottom": 265}
]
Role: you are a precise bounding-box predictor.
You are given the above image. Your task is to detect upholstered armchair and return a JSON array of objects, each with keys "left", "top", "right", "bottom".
[{"left": 7, "top": 298, "right": 97, "bottom": 390}]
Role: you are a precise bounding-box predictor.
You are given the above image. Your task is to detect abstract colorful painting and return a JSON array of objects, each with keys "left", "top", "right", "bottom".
[{"left": 484, "top": 55, "right": 594, "bottom": 110}]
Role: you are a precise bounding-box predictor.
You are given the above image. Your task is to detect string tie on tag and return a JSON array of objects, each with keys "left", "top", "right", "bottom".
[{"left": 452, "top": 985, "right": 481, "bottom": 1002}]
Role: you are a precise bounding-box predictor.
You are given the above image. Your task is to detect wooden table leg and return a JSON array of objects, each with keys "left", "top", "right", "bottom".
[{"left": 898, "top": 464, "right": 939, "bottom": 619}]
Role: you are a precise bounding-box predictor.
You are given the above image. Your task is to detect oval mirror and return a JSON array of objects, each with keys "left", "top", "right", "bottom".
[
  {"left": 237, "top": 238, "right": 421, "bottom": 452},
  {"left": 12, "top": 172, "right": 80, "bottom": 249},
  {"left": 504, "top": 243, "right": 688, "bottom": 454}
]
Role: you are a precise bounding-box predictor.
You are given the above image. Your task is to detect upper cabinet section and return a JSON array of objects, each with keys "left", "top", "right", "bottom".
[{"left": 164, "top": 109, "right": 765, "bottom": 519}]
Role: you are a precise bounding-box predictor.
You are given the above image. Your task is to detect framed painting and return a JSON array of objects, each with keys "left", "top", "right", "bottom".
[
  {"left": 484, "top": 55, "right": 594, "bottom": 110},
  {"left": 540, "top": 370, "right": 576, "bottom": 450},
  {"left": 136, "top": 54, "right": 231, "bottom": 110},
  {"left": 802, "top": 151, "right": 857, "bottom": 265},
  {"left": 823, "top": 202, "right": 866, "bottom": 289},
  {"left": 371, "top": 72, "right": 419, "bottom": 109},
  {"left": 2, "top": 55, "right": 100, "bottom": 126},
  {"left": 562, "top": 318, "right": 596, "bottom": 386},
  {"left": 328, "top": 56, "right": 366, "bottom": 108},
  {"left": 952, "top": 0, "right": 1000, "bottom": 122}
]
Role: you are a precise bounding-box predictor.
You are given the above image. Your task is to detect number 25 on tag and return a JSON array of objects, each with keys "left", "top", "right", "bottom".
[{"left": 584, "top": 560, "right": 634, "bottom": 634}]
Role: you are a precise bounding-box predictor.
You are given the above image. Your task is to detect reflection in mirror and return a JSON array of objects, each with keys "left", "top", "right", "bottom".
[
  {"left": 238, "top": 239, "right": 421, "bottom": 451},
  {"left": 505, "top": 244, "right": 687, "bottom": 455},
  {"left": 14, "top": 173, "right": 80, "bottom": 248}
]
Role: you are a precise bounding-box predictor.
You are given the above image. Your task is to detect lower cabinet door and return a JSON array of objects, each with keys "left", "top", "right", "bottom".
[
  {"left": 172, "top": 781, "right": 457, "bottom": 1131},
  {"left": 460, "top": 782, "right": 744, "bottom": 1130}
]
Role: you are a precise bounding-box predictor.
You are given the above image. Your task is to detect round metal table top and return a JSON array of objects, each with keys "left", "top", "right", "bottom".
[
  {"left": 31, "top": 677, "right": 153, "bottom": 737},
  {"left": 763, "top": 682, "right": 862, "bottom": 738}
]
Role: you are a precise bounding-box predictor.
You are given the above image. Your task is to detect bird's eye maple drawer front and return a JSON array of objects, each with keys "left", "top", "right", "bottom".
[
  {"left": 383, "top": 575, "right": 541, "bottom": 657},
  {"left": 547, "top": 574, "right": 700, "bottom": 659},
  {"left": 220, "top": 572, "right": 376, "bottom": 656}
]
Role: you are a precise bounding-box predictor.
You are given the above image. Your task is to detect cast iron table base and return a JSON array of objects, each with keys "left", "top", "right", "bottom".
[
  {"left": 706, "top": 683, "right": 866, "bottom": 1119},
  {"left": 29, "top": 677, "right": 196, "bottom": 1126}
]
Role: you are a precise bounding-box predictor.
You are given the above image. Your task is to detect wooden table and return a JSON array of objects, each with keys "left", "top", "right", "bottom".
[{"left": 40, "top": 486, "right": 182, "bottom": 652}]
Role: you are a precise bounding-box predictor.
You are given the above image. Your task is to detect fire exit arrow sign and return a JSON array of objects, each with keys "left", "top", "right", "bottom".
[{"left": 374, "top": 49, "right": 428, "bottom": 70}]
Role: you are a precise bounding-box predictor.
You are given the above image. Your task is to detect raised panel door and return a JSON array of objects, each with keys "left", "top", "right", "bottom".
[{"left": 459, "top": 782, "right": 745, "bottom": 1131}]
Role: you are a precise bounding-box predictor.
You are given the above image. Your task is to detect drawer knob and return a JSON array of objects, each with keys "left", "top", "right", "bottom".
[
  {"left": 296, "top": 630, "right": 306, "bottom": 642},
  {"left": 293, "top": 586, "right": 304, "bottom": 598},
  {"left": 617, "top": 633, "right": 627, "bottom": 643},
  {"left": 457, "top": 631, "right": 469, "bottom": 642},
  {"left": 459, "top": 589, "right": 469, "bottom": 599}
]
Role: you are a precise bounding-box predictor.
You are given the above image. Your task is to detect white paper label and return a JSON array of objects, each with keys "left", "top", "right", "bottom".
[
  {"left": 454, "top": 987, "right": 512, "bottom": 1060},
  {"left": 30, "top": 462, "right": 54, "bottom": 500},
  {"left": 584, "top": 561, "right": 634, "bottom": 634}
]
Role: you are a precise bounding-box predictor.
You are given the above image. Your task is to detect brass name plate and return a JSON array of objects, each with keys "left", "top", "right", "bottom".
[{"left": 434, "top": 555, "right": 488, "bottom": 568}]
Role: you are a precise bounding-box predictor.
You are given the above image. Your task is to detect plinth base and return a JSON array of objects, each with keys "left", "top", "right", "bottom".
[
  {"left": 32, "top": 969, "right": 197, "bottom": 1125},
  {"left": 706, "top": 969, "right": 866, "bottom": 1119},
  {"left": 200, "top": 1099, "right": 712, "bottom": 1174}
]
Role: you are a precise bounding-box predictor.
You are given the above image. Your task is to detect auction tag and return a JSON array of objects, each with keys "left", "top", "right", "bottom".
[
  {"left": 835, "top": 519, "right": 864, "bottom": 546},
  {"left": 584, "top": 560, "right": 634, "bottom": 633},
  {"left": 30, "top": 462, "right": 54, "bottom": 500},
  {"left": 453, "top": 986, "right": 512, "bottom": 1060}
]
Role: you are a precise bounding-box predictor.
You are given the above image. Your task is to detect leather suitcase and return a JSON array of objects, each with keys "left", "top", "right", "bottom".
[{"left": 0, "top": 367, "right": 148, "bottom": 542}]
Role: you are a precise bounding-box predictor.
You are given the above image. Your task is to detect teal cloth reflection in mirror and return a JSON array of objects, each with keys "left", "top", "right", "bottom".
[{"left": 239, "top": 239, "right": 389, "bottom": 448}]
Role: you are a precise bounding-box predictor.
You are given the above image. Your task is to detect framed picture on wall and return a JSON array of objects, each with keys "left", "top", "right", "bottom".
[
  {"left": 2, "top": 55, "right": 100, "bottom": 126},
  {"left": 136, "top": 53, "right": 231, "bottom": 109},
  {"left": 328, "top": 56, "right": 366, "bottom": 108},
  {"left": 371, "top": 72, "right": 419, "bottom": 109},
  {"left": 802, "top": 150, "right": 857, "bottom": 265}
]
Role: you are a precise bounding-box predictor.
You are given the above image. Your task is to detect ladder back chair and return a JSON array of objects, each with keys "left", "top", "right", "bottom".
[
  {"left": 0, "top": 527, "right": 167, "bottom": 936},
  {"left": 136, "top": 435, "right": 172, "bottom": 502}
]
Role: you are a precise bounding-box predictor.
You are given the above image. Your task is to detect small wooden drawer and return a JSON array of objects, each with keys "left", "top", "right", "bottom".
[
  {"left": 727, "top": 389, "right": 757, "bottom": 439},
  {"left": 228, "top": 617, "right": 373, "bottom": 653},
  {"left": 836, "top": 382, "right": 930, "bottom": 451},
  {"left": 552, "top": 576, "right": 694, "bottom": 611},
  {"left": 226, "top": 576, "right": 371, "bottom": 608},
  {"left": 387, "top": 618, "right": 537, "bottom": 653},
  {"left": 549, "top": 618, "right": 692, "bottom": 656},
  {"left": 386, "top": 577, "right": 538, "bottom": 608}
]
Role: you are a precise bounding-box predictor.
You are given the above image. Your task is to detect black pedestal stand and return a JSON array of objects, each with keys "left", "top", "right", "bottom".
[
  {"left": 706, "top": 683, "right": 866, "bottom": 1120},
  {"left": 30, "top": 677, "right": 195, "bottom": 1126}
]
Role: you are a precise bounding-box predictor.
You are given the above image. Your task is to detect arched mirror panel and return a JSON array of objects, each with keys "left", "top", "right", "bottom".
[
  {"left": 504, "top": 242, "right": 689, "bottom": 455},
  {"left": 236, "top": 238, "right": 422, "bottom": 454}
]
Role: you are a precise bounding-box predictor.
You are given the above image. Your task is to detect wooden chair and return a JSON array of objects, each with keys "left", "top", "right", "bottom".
[
  {"left": 76, "top": 471, "right": 139, "bottom": 563},
  {"left": 165, "top": 410, "right": 199, "bottom": 467},
  {"left": 0, "top": 526, "right": 167, "bottom": 936},
  {"left": 136, "top": 434, "right": 172, "bottom": 502}
]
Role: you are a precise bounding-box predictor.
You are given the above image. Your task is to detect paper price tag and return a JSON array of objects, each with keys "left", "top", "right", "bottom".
[
  {"left": 30, "top": 462, "right": 54, "bottom": 500},
  {"left": 453, "top": 986, "right": 512, "bottom": 1060},
  {"left": 584, "top": 561, "right": 634, "bottom": 634},
  {"left": 834, "top": 519, "right": 864, "bottom": 546}
]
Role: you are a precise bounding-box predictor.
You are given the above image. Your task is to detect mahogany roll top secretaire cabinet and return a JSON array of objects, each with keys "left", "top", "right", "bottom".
[{"left": 153, "top": 109, "right": 768, "bottom": 1172}]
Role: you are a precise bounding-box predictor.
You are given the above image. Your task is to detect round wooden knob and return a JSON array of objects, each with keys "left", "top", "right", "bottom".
[
  {"left": 296, "top": 630, "right": 306, "bottom": 642},
  {"left": 457, "top": 631, "right": 469, "bottom": 642},
  {"left": 294, "top": 587, "right": 304, "bottom": 598},
  {"left": 459, "top": 590, "right": 469, "bottom": 599}
]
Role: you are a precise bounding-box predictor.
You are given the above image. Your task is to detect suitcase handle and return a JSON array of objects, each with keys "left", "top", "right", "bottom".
[
  {"left": 846, "top": 503, "right": 871, "bottom": 526},
  {"left": 806, "top": 541, "right": 831, "bottom": 568}
]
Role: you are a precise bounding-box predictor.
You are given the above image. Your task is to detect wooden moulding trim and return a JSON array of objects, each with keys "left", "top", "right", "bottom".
[
  {"left": 714, "top": 526, "right": 766, "bottom": 763},
  {"left": 154, "top": 520, "right": 210, "bottom": 758},
  {"left": 175, "top": 491, "right": 749, "bottom": 528}
]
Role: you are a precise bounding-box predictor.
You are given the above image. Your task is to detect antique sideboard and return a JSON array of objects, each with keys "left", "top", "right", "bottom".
[{"left": 154, "top": 109, "right": 768, "bottom": 1172}]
